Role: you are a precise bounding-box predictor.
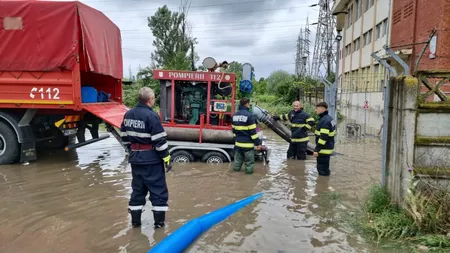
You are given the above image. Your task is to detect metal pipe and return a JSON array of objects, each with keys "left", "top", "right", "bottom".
[
  {"left": 64, "top": 134, "right": 110, "bottom": 151},
  {"left": 414, "top": 29, "right": 437, "bottom": 73},
  {"left": 371, "top": 52, "right": 398, "bottom": 76},
  {"left": 332, "top": 31, "right": 341, "bottom": 121},
  {"left": 165, "top": 127, "right": 235, "bottom": 144},
  {"left": 171, "top": 79, "right": 175, "bottom": 125},
  {"left": 384, "top": 45, "right": 410, "bottom": 75},
  {"left": 381, "top": 0, "right": 393, "bottom": 187},
  {"left": 380, "top": 74, "right": 390, "bottom": 187}
]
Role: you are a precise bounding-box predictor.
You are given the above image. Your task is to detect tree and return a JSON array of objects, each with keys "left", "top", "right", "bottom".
[
  {"left": 266, "top": 70, "right": 294, "bottom": 93},
  {"left": 254, "top": 77, "right": 267, "bottom": 95},
  {"left": 147, "top": 3, "right": 198, "bottom": 70}
]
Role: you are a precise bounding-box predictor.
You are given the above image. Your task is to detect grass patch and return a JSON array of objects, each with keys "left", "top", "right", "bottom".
[{"left": 349, "top": 182, "right": 450, "bottom": 252}]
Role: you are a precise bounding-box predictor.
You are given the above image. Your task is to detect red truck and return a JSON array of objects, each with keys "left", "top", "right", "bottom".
[
  {"left": 0, "top": 1, "right": 128, "bottom": 165},
  {"left": 0, "top": 1, "right": 269, "bottom": 165}
]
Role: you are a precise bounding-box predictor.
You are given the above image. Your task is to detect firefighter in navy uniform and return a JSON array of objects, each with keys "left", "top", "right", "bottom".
[
  {"left": 313, "top": 102, "right": 336, "bottom": 176},
  {"left": 120, "top": 87, "right": 171, "bottom": 228},
  {"left": 232, "top": 98, "right": 261, "bottom": 174},
  {"left": 272, "top": 101, "right": 315, "bottom": 160}
]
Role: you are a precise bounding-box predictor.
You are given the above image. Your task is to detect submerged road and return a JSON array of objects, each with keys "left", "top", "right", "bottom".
[{"left": 0, "top": 119, "right": 401, "bottom": 252}]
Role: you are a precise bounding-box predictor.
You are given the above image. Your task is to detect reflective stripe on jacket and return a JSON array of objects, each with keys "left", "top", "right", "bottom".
[
  {"left": 314, "top": 110, "right": 336, "bottom": 155},
  {"left": 120, "top": 103, "right": 170, "bottom": 164},
  {"left": 232, "top": 105, "right": 261, "bottom": 149},
  {"left": 278, "top": 109, "right": 315, "bottom": 142}
]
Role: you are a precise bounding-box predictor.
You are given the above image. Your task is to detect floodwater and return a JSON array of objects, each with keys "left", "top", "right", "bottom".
[{"left": 0, "top": 113, "right": 398, "bottom": 253}]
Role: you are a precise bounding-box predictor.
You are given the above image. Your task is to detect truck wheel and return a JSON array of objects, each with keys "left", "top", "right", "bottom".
[
  {"left": 201, "top": 151, "right": 227, "bottom": 164},
  {"left": 172, "top": 150, "right": 195, "bottom": 163},
  {"left": 0, "top": 121, "right": 20, "bottom": 165}
]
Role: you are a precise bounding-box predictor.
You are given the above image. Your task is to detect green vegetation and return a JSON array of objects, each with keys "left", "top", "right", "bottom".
[
  {"left": 350, "top": 183, "right": 450, "bottom": 252},
  {"left": 250, "top": 69, "right": 333, "bottom": 121},
  {"left": 122, "top": 2, "right": 196, "bottom": 108}
]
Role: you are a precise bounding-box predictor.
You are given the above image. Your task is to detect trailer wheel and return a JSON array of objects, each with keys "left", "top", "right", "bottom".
[
  {"left": 0, "top": 121, "right": 20, "bottom": 165},
  {"left": 201, "top": 151, "right": 227, "bottom": 164},
  {"left": 171, "top": 150, "right": 195, "bottom": 163}
]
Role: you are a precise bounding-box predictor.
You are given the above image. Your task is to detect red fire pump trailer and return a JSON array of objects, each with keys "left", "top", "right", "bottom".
[{"left": 153, "top": 68, "right": 269, "bottom": 164}]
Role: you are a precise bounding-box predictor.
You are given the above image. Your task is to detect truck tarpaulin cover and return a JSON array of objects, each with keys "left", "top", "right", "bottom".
[{"left": 0, "top": 1, "right": 123, "bottom": 79}]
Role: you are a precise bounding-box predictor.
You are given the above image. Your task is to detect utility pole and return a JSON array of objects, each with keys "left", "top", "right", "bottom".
[
  {"left": 128, "top": 65, "right": 133, "bottom": 81},
  {"left": 294, "top": 17, "right": 311, "bottom": 78},
  {"left": 190, "top": 41, "right": 196, "bottom": 71},
  {"left": 310, "top": 0, "right": 337, "bottom": 79}
]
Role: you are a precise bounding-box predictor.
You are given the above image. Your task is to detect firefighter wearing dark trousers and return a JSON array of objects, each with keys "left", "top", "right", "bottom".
[
  {"left": 120, "top": 87, "right": 171, "bottom": 228},
  {"left": 232, "top": 98, "right": 262, "bottom": 174},
  {"left": 272, "top": 101, "right": 315, "bottom": 160},
  {"left": 313, "top": 102, "right": 336, "bottom": 176}
]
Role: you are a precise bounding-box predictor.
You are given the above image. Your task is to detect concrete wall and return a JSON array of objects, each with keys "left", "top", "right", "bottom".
[{"left": 385, "top": 74, "right": 450, "bottom": 203}]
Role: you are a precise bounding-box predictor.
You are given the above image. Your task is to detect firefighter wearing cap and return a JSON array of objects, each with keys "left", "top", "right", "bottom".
[
  {"left": 313, "top": 102, "right": 336, "bottom": 176},
  {"left": 232, "top": 97, "right": 262, "bottom": 174},
  {"left": 120, "top": 87, "right": 171, "bottom": 228},
  {"left": 272, "top": 101, "right": 315, "bottom": 160}
]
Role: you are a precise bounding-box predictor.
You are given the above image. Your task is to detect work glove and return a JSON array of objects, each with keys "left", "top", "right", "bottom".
[
  {"left": 163, "top": 155, "right": 172, "bottom": 173},
  {"left": 272, "top": 115, "right": 280, "bottom": 121}
]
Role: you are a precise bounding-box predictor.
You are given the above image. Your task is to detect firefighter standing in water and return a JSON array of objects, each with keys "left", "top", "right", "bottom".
[
  {"left": 232, "top": 98, "right": 262, "bottom": 174},
  {"left": 272, "top": 101, "right": 315, "bottom": 160},
  {"left": 120, "top": 87, "right": 171, "bottom": 228},
  {"left": 313, "top": 102, "right": 336, "bottom": 176}
]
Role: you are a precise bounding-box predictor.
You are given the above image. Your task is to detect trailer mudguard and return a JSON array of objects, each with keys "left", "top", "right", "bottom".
[{"left": 0, "top": 111, "right": 35, "bottom": 144}]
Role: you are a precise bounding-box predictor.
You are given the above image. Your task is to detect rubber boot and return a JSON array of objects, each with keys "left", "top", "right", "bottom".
[
  {"left": 153, "top": 211, "right": 165, "bottom": 229},
  {"left": 128, "top": 209, "right": 142, "bottom": 228}
]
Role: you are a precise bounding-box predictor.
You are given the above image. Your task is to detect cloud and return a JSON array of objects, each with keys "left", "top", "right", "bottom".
[{"left": 79, "top": 0, "right": 320, "bottom": 79}]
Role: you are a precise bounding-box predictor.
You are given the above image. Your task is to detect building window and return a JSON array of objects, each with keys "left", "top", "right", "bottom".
[
  {"left": 376, "top": 23, "right": 382, "bottom": 39},
  {"left": 374, "top": 64, "right": 379, "bottom": 73},
  {"left": 354, "top": 38, "right": 360, "bottom": 52},
  {"left": 365, "top": 0, "right": 374, "bottom": 12},
  {"left": 348, "top": 5, "right": 353, "bottom": 26},
  {"left": 382, "top": 19, "right": 388, "bottom": 36},
  {"left": 363, "top": 29, "right": 372, "bottom": 46},
  {"left": 379, "top": 79, "right": 385, "bottom": 91},
  {"left": 356, "top": 0, "right": 362, "bottom": 20}
]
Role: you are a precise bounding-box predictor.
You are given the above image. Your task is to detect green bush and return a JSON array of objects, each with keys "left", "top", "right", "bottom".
[{"left": 353, "top": 183, "right": 450, "bottom": 251}]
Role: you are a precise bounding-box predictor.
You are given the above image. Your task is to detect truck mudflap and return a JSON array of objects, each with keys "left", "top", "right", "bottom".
[{"left": 81, "top": 103, "right": 129, "bottom": 128}]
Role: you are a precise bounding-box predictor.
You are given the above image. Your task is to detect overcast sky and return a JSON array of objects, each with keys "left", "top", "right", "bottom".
[{"left": 79, "top": 0, "right": 320, "bottom": 79}]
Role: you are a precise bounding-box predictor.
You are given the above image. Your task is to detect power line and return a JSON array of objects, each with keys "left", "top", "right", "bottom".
[
  {"left": 120, "top": 32, "right": 303, "bottom": 39},
  {"left": 121, "top": 19, "right": 318, "bottom": 31},
  {"left": 90, "top": 0, "right": 275, "bottom": 12},
  {"left": 122, "top": 41, "right": 297, "bottom": 53},
  {"left": 121, "top": 24, "right": 313, "bottom": 34},
  {"left": 106, "top": 5, "right": 313, "bottom": 18},
  {"left": 121, "top": 35, "right": 299, "bottom": 41},
  {"left": 126, "top": 61, "right": 296, "bottom": 71}
]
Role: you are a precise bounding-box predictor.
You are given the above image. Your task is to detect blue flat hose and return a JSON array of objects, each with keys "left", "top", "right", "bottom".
[{"left": 148, "top": 192, "right": 263, "bottom": 253}]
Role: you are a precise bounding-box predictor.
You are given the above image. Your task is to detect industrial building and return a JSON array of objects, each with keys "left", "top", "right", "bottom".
[{"left": 333, "top": 0, "right": 391, "bottom": 111}]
